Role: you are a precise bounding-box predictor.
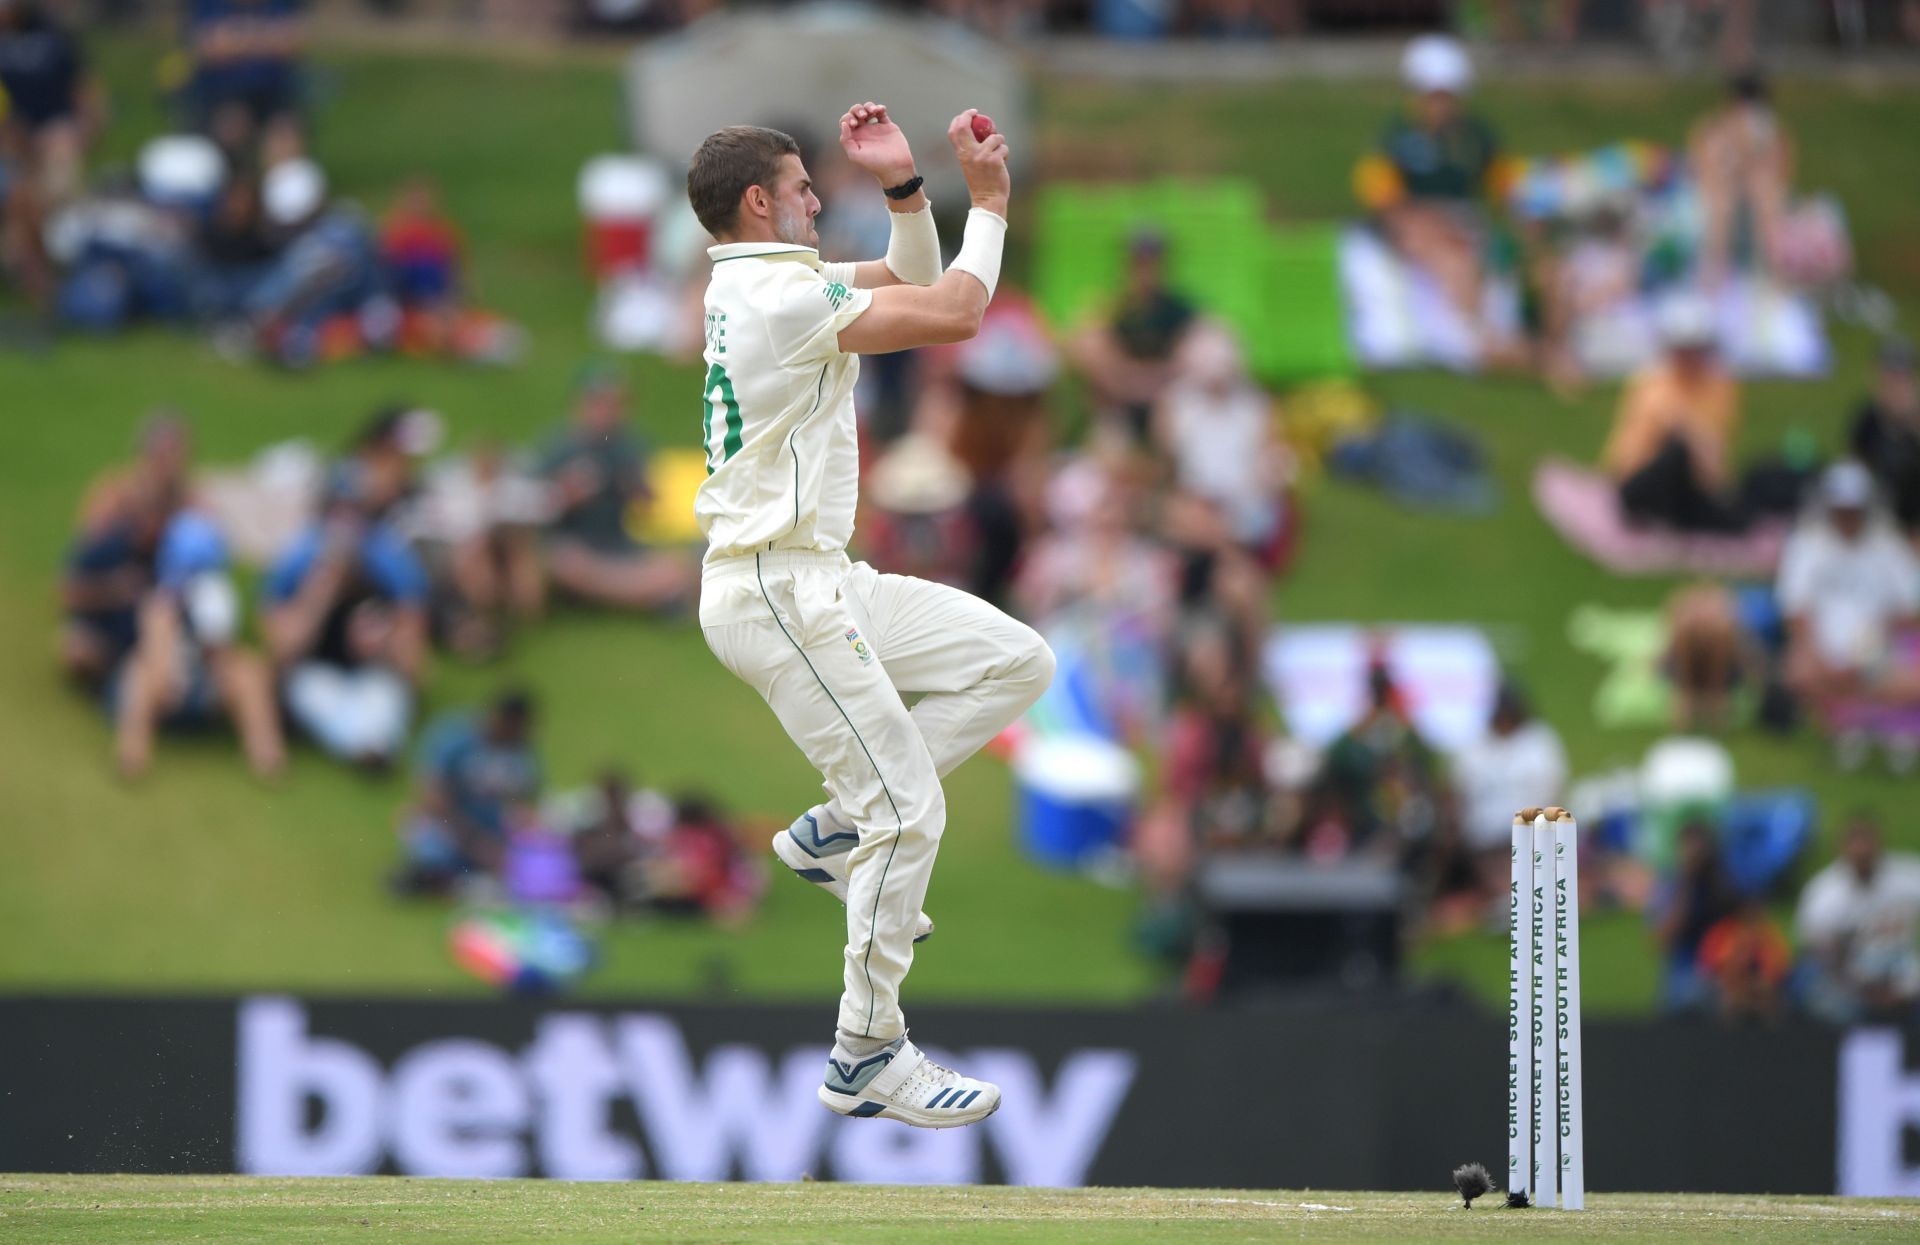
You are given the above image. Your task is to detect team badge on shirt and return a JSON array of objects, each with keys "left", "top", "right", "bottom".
[{"left": 845, "top": 626, "right": 874, "bottom": 665}]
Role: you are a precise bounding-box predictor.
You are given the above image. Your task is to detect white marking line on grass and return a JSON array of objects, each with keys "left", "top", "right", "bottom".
[{"left": 1182, "top": 1198, "right": 1353, "bottom": 1212}]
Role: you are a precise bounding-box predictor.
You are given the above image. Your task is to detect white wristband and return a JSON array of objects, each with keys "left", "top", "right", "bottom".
[
  {"left": 948, "top": 207, "right": 1006, "bottom": 303},
  {"left": 882, "top": 201, "right": 942, "bottom": 286}
]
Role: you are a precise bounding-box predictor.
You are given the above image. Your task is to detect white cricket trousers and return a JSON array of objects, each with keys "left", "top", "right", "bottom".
[{"left": 700, "top": 550, "right": 1054, "bottom": 1041}]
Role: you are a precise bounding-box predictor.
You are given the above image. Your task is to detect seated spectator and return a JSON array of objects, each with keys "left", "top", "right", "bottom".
[
  {"left": 262, "top": 498, "right": 429, "bottom": 767},
  {"left": 1153, "top": 323, "right": 1290, "bottom": 564},
  {"left": 376, "top": 175, "right": 520, "bottom": 362},
  {"left": 567, "top": 769, "right": 650, "bottom": 909},
  {"left": 1664, "top": 580, "right": 1755, "bottom": 731},
  {"left": 380, "top": 177, "right": 461, "bottom": 312},
  {"left": 1486, "top": 0, "right": 1583, "bottom": 45},
  {"left": 1653, "top": 818, "right": 1741, "bottom": 1012},
  {"left": 536, "top": 364, "right": 695, "bottom": 612},
  {"left": 404, "top": 443, "right": 550, "bottom": 660},
  {"left": 1795, "top": 813, "right": 1920, "bottom": 1022},
  {"left": 0, "top": 0, "right": 100, "bottom": 304},
  {"left": 1162, "top": 619, "right": 1272, "bottom": 857},
  {"left": 1014, "top": 445, "right": 1180, "bottom": 740},
  {"left": 111, "top": 512, "right": 284, "bottom": 780},
  {"left": 1777, "top": 462, "right": 1920, "bottom": 713},
  {"left": 1697, "top": 895, "right": 1791, "bottom": 1022},
  {"left": 1450, "top": 681, "right": 1569, "bottom": 858},
  {"left": 331, "top": 405, "right": 432, "bottom": 523},
  {"left": 394, "top": 690, "right": 541, "bottom": 895},
  {"left": 911, "top": 286, "right": 1058, "bottom": 602},
  {"left": 1602, "top": 294, "right": 1747, "bottom": 533},
  {"left": 1353, "top": 36, "right": 1507, "bottom": 353},
  {"left": 635, "top": 794, "right": 762, "bottom": 924},
  {"left": 185, "top": 0, "right": 307, "bottom": 166},
  {"left": 1312, "top": 663, "right": 1444, "bottom": 858},
  {"left": 75, "top": 409, "right": 195, "bottom": 538},
  {"left": 1066, "top": 231, "right": 1197, "bottom": 442},
  {"left": 1688, "top": 68, "right": 1792, "bottom": 287},
  {"left": 1849, "top": 337, "right": 1920, "bottom": 537},
  {"left": 1417, "top": 817, "right": 1490, "bottom": 936},
  {"left": 1187, "top": 0, "right": 1301, "bottom": 38},
  {"left": 61, "top": 472, "right": 173, "bottom": 688},
  {"left": 1537, "top": 206, "right": 1646, "bottom": 393},
  {"left": 242, "top": 159, "right": 386, "bottom": 367},
  {"left": 191, "top": 169, "right": 280, "bottom": 322},
  {"left": 859, "top": 429, "right": 981, "bottom": 590}
]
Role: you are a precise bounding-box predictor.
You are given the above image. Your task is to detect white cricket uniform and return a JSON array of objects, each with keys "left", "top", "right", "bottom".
[{"left": 694, "top": 240, "right": 1054, "bottom": 1042}]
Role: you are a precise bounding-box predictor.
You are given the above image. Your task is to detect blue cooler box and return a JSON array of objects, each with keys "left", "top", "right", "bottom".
[{"left": 1014, "top": 735, "right": 1141, "bottom": 869}]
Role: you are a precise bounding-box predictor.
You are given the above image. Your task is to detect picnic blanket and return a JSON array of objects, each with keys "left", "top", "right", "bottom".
[{"left": 1533, "top": 458, "right": 1786, "bottom": 577}]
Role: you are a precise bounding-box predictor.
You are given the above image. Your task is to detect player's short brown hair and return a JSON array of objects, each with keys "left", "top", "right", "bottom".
[{"left": 687, "top": 126, "right": 801, "bottom": 238}]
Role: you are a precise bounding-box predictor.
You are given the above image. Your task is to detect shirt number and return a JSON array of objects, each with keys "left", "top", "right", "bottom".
[{"left": 702, "top": 363, "right": 742, "bottom": 474}]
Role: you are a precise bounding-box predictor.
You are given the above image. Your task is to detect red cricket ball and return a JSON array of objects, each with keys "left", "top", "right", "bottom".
[{"left": 970, "top": 113, "right": 995, "bottom": 143}]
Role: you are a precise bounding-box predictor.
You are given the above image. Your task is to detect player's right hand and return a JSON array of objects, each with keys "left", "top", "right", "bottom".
[{"left": 947, "top": 110, "right": 1010, "bottom": 214}]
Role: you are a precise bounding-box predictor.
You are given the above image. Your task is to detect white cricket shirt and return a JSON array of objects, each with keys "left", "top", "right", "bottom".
[{"left": 693, "top": 242, "right": 874, "bottom": 563}]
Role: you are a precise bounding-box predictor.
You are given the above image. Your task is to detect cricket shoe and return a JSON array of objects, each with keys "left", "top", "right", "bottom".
[
  {"left": 772, "top": 813, "right": 934, "bottom": 943},
  {"left": 819, "top": 1037, "right": 1001, "bottom": 1129}
]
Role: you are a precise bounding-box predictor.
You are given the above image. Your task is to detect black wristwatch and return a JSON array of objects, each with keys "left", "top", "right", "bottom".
[{"left": 883, "top": 175, "right": 925, "bottom": 201}]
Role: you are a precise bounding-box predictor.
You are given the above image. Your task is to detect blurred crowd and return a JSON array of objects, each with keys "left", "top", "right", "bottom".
[
  {"left": 1, "top": 1, "right": 518, "bottom": 363},
  {"left": 57, "top": 378, "right": 774, "bottom": 927},
  {"left": 447, "top": 0, "right": 1920, "bottom": 54},
  {"left": 16, "top": 7, "right": 1920, "bottom": 1013}
]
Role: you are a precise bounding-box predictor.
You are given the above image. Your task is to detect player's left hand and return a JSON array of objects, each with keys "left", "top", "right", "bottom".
[{"left": 838, "top": 101, "right": 916, "bottom": 187}]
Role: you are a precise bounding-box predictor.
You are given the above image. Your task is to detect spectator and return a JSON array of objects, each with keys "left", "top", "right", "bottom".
[
  {"left": 568, "top": 768, "right": 649, "bottom": 908},
  {"left": 536, "top": 364, "right": 696, "bottom": 612},
  {"left": 192, "top": 169, "right": 280, "bottom": 322},
  {"left": 1688, "top": 67, "right": 1791, "bottom": 287},
  {"left": 1849, "top": 337, "right": 1920, "bottom": 537},
  {"left": 1015, "top": 445, "right": 1180, "bottom": 740},
  {"left": 1795, "top": 814, "right": 1920, "bottom": 1022},
  {"left": 1777, "top": 462, "right": 1920, "bottom": 713},
  {"left": 1152, "top": 323, "right": 1290, "bottom": 562},
  {"left": 1450, "top": 682, "right": 1570, "bottom": 858},
  {"left": 1198, "top": 0, "right": 1303, "bottom": 38},
  {"left": 1697, "top": 895, "right": 1791, "bottom": 1022},
  {"left": 404, "top": 443, "right": 551, "bottom": 659},
  {"left": 377, "top": 175, "right": 521, "bottom": 361},
  {"left": 380, "top": 177, "right": 462, "bottom": 314},
  {"left": 244, "top": 159, "right": 387, "bottom": 367},
  {"left": 0, "top": 0, "right": 100, "bottom": 304},
  {"left": 111, "top": 512, "right": 285, "bottom": 780},
  {"left": 395, "top": 690, "right": 541, "bottom": 894},
  {"left": 1314, "top": 663, "right": 1444, "bottom": 858},
  {"left": 1162, "top": 619, "right": 1271, "bottom": 856},
  {"left": 1653, "top": 818, "right": 1741, "bottom": 1012},
  {"left": 262, "top": 497, "right": 429, "bottom": 767},
  {"left": 910, "top": 287, "right": 1057, "bottom": 602},
  {"left": 75, "top": 409, "right": 194, "bottom": 539},
  {"left": 186, "top": 0, "right": 307, "bottom": 166},
  {"left": 1066, "top": 230, "right": 1197, "bottom": 442},
  {"left": 859, "top": 428, "right": 980, "bottom": 590},
  {"left": 1664, "top": 580, "right": 1754, "bottom": 731},
  {"left": 1417, "top": 817, "right": 1491, "bottom": 936},
  {"left": 1353, "top": 36, "right": 1507, "bottom": 353},
  {"left": 1487, "top": 0, "right": 1583, "bottom": 45},
  {"left": 637, "top": 794, "right": 762, "bottom": 923},
  {"left": 1603, "top": 294, "right": 1746, "bottom": 533},
  {"left": 61, "top": 471, "right": 173, "bottom": 688}
]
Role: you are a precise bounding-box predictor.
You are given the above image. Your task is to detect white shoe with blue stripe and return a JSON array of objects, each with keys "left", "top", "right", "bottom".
[
  {"left": 772, "top": 812, "right": 934, "bottom": 943},
  {"left": 818, "top": 1036, "right": 1001, "bottom": 1129}
]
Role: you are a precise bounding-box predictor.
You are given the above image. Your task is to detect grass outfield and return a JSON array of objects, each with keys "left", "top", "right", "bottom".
[
  {"left": 4, "top": 1176, "right": 1919, "bottom": 1244},
  {"left": 2, "top": 34, "right": 1918, "bottom": 1006}
]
